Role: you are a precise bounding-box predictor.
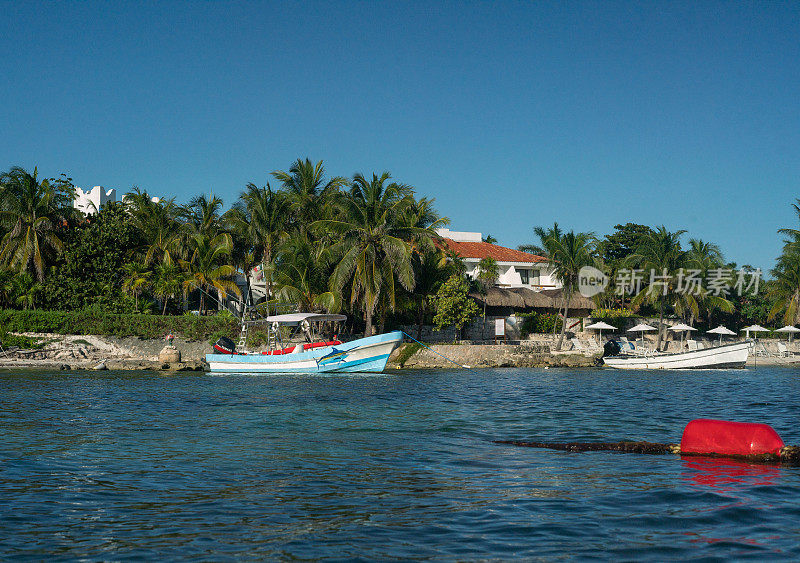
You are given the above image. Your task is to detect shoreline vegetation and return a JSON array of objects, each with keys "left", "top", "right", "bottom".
[{"left": 1, "top": 161, "right": 800, "bottom": 368}]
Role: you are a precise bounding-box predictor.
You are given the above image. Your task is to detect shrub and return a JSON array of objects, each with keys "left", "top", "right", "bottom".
[
  {"left": 518, "top": 312, "right": 563, "bottom": 338},
  {"left": 0, "top": 309, "right": 239, "bottom": 341}
]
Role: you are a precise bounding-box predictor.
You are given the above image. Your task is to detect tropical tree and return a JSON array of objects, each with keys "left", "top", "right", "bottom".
[
  {"left": 627, "top": 227, "right": 694, "bottom": 350},
  {"left": 476, "top": 256, "right": 499, "bottom": 338},
  {"left": 323, "top": 172, "right": 432, "bottom": 336},
  {"left": 272, "top": 158, "right": 346, "bottom": 233},
  {"left": 518, "top": 222, "right": 563, "bottom": 257},
  {"left": 225, "top": 183, "right": 290, "bottom": 312},
  {"left": 122, "top": 262, "right": 151, "bottom": 311},
  {"left": 185, "top": 193, "right": 224, "bottom": 238},
  {"left": 549, "top": 230, "right": 595, "bottom": 350},
  {"left": 432, "top": 274, "right": 480, "bottom": 341},
  {"left": 11, "top": 272, "right": 41, "bottom": 310},
  {"left": 768, "top": 201, "right": 800, "bottom": 326},
  {"left": 180, "top": 233, "right": 240, "bottom": 315},
  {"left": 272, "top": 237, "right": 340, "bottom": 313},
  {"left": 686, "top": 238, "right": 733, "bottom": 325},
  {"left": 403, "top": 247, "right": 452, "bottom": 339},
  {"left": 124, "top": 187, "right": 183, "bottom": 266},
  {"left": 0, "top": 166, "right": 75, "bottom": 280},
  {"left": 152, "top": 263, "right": 184, "bottom": 315}
]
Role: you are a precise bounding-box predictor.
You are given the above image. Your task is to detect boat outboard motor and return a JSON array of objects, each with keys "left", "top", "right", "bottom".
[
  {"left": 603, "top": 339, "right": 621, "bottom": 358},
  {"left": 213, "top": 336, "right": 237, "bottom": 355}
]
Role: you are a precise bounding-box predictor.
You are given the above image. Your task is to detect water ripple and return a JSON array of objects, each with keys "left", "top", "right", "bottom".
[{"left": 1, "top": 367, "right": 799, "bottom": 560}]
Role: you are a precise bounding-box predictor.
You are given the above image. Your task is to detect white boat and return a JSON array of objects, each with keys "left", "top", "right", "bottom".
[
  {"left": 603, "top": 341, "right": 750, "bottom": 369},
  {"left": 206, "top": 312, "right": 403, "bottom": 374}
]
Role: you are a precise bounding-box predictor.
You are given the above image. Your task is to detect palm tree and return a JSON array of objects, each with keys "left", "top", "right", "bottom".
[
  {"left": 180, "top": 233, "right": 240, "bottom": 315},
  {"left": 518, "top": 222, "right": 563, "bottom": 257},
  {"left": 186, "top": 193, "right": 224, "bottom": 238},
  {"left": 322, "top": 172, "right": 431, "bottom": 336},
  {"left": 627, "top": 227, "right": 695, "bottom": 350},
  {"left": 686, "top": 238, "right": 733, "bottom": 325},
  {"left": 550, "top": 230, "right": 595, "bottom": 350},
  {"left": 408, "top": 247, "right": 452, "bottom": 339},
  {"left": 0, "top": 166, "right": 74, "bottom": 280},
  {"left": 11, "top": 272, "right": 41, "bottom": 310},
  {"left": 225, "top": 183, "right": 291, "bottom": 313},
  {"left": 124, "top": 187, "right": 183, "bottom": 266},
  {"left": 122, "top": 262, "right": 151, "bottom": 311},
  {"left": 272, "top": 158, "right": 346, "bottom": 233},
  {"left": 272, "top": 237, "right": 340, "bottom": 313},
  {"left": 152, "top": 263, "right": 184, "bottom": 315}
]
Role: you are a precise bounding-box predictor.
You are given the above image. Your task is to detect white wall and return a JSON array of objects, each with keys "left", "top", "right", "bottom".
[
  {"left": 74, "top": 186, "right": 116, "bottom": 215},
  {"left": 465, "top": 259, "right": 560, "bottom": 289}
]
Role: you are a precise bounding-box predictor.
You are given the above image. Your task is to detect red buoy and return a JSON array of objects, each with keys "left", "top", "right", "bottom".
[{"left": 680, "top": 419, "right": 784, "bottom": 456}]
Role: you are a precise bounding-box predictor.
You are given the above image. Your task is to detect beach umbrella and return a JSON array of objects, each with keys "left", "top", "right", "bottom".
[
  {"left": 775, "top": 325, "right": 800, "bottom": 344},
  {"left": 668, "top": 323, "right": 697, "bottom": 349},
  {"left": 741, "top": 324, "right": 770, "bottom": 339},
  {"left": 742, "top": 324, "right": 771, "bottom": 365},
  {"left": 628, "top": 323, "right": 657, "bottom": 348},
  {"left": 707, "top": 325, "right": 736, "bottom": 344},
  {"left": 585, "top": 321, "right": 616, "bottom": 343}
]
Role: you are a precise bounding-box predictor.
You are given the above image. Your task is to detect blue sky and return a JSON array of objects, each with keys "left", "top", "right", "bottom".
[{"left": 2, "top": 1, "right": 799, "bottom": 270}]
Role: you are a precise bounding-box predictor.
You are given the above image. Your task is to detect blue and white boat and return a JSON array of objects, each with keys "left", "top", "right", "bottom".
[{"left": 206, "top": 313, "right": 403, "bottom": 373}]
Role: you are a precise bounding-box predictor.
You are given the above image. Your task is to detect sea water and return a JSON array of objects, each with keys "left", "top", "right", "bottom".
[{"left": 1, "top": 367, "right": 799, "bottom": 560}]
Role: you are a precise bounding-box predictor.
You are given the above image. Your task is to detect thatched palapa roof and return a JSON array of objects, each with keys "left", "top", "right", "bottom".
[{"left": 469, "top": 287, "right": 595, "bottom": 311}]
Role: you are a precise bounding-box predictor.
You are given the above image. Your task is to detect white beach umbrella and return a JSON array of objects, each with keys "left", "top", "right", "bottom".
[
  {"left": 668, "top": 323, "right": 697, "bottom": 348},
  {"left": 585, "top": 321, "right": 616, "bottom": 342},
  {"left": 741, "top": 324, "right": 770, "bottom": 339},
  {"left": 775, "top": 325, "right": 800, "bottom": 343},
  {"left": 707, "top": 325, "right": 736, "bottom": 344},
  {"left": 628, "top": 323, "right": 657, "bottom": 348}
]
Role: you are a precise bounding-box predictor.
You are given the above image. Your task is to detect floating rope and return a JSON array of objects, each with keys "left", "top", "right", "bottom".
[
  {"left": 400, "top": 331, "right": 473, "bottom": 371},
  {"left": 495, "top": 440, "right": 800, "bottom": 466}
]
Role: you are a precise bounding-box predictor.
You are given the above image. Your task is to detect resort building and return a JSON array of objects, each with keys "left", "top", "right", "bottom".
[
  {"left": 435, "top": 228, "right": 559, "bottom": 289},
  {"left": 73, "top": 186, "right": 117, "bottom": 215},
  {"left": 435, "top": 228, "right": 595, "bottom": 322},
  {"left": 73, "top": 187, "right": 162, "bottom": 215}
]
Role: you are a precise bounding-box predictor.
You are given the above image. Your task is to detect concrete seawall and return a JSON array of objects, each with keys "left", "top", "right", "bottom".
[{"left": 389, "top": 343, "right": 599, "bottom": 369}]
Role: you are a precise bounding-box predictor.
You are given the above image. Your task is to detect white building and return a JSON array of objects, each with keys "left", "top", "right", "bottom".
[
  {"left": 435, "top": 228, "right": 561, "bottom": 290},
  {"left": 73, "top": 186, "right": 116, "bottom": 215}
]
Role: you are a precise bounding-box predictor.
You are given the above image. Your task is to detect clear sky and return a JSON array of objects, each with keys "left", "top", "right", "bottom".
[{"left": 2, "top": 1, "right": 799, "bottom": 270}]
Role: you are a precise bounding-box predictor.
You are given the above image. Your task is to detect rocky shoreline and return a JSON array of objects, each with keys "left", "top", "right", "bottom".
[{"left": 1, "top": 334, "right": 797, "bottom": 371}]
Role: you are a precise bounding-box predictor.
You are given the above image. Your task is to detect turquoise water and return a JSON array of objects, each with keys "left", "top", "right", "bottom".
[{"left": 2, "top": 367, "right": 800, "bottom": 560}]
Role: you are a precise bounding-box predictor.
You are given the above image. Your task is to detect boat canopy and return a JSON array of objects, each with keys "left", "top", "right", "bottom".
[{"left": 263, "top": 313, "right": 347, "bottom": 326}]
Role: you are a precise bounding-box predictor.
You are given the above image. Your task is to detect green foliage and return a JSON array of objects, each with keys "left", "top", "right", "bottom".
[
  {"left": 591, "top": 308, "right": 637, "bottom": 319},
  {"left": 393, "top": 342, "right": 422, "bottom": 367},
  {"left": 518, "top": 312, "right": 563, "bottom": 337},
  {"left": 0, "top": 166, "right": 77, "bottom": 280},
  {"left": 0, "top": 309, "right": 238, "bottom": 340},
  {"left": 41, "top": 202, "right": 144, "bottom": 312},
  {"left": 599, "top": 223, "right": 655, "bottom": 264},
  {"left": 432, "top": 275, "right": 479, "bottom": 335},
  {"left": 0, "top": 331, "right": 43, "bottom": 349}
]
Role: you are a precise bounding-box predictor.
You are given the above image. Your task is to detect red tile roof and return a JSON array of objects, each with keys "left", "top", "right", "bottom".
[{"left": 441, "top": 239, "right": 548, "bottom": 263}]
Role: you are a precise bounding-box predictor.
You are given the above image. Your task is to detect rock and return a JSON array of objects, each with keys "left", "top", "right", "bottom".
[
  {"left": 60, "top": 364, "right": 70, "bottom": 370},
  {"left": 159, "top": 345, "right": 181, "bottom": 363}
]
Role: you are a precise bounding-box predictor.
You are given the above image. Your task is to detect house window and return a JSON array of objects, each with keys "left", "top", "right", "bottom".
[
  {"left": 531, "top": 269, "right": 541, "bottom": 284},
  {"left": 518, "top": 269, "right": 529, "bottom": 285}
]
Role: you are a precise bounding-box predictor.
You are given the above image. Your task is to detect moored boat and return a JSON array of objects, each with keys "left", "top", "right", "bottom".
[
  {"left": 603, "top": 340, "right": 750, "bottom": 369},
  {"left": 205, "top": 312, "right": 403, "bottom": 373}
]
